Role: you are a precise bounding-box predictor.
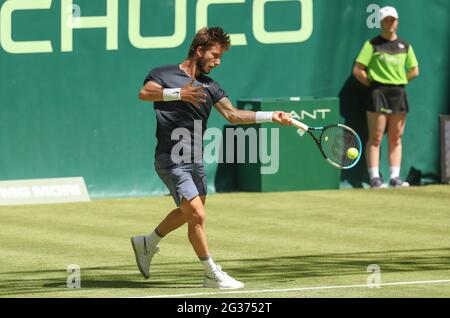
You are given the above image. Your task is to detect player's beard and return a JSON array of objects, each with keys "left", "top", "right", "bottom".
[{"left": 196, "top": 58, "right": 211, "bottom": 74}]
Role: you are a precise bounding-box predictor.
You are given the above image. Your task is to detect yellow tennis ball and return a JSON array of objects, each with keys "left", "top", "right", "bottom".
[{"left": 347, "top": 147, "right": 359, "bottom": 160}]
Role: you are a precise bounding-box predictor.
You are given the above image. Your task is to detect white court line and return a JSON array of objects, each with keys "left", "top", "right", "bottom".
[{"left": 138, "top": 279, "right": 450, "bottom": 298}]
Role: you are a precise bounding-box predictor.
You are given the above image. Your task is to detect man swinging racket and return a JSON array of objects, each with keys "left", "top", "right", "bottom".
[{"left": 132, "top": 27, "right": 292, "bottom": 289}]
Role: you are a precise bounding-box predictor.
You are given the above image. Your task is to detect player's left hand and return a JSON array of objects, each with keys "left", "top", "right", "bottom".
[{"left": 272, "top": 112, "right": 292, "bottom": 126}]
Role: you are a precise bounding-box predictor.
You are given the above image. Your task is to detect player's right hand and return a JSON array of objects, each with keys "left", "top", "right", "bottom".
[
  {"left": 272, "top": 111, "right": 292, "bottom": 126},
  {"left": 180, "top": 79, "right": 207, "bottom": 108}
]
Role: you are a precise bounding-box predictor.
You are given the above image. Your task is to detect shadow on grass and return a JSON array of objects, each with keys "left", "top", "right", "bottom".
[
  {"left": 232, "top": 247, "right": 450, "bottom": 282},
  {"left": 1, "top": 247, "right": 449, "bottom": 296}
]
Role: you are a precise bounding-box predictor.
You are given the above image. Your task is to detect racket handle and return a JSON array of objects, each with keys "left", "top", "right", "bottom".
[{"left": 290, "top": 119, "right": 309, "bottom": 135}]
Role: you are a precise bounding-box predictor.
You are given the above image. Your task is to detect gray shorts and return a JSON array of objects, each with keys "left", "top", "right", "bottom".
[{"left": 154, "top": 155, "right": 207, "bottom": 206}]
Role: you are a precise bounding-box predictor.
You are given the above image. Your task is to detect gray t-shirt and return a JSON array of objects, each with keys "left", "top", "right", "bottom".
[{"left": 144, "top": 64, "right": 227, "bottom": 161}]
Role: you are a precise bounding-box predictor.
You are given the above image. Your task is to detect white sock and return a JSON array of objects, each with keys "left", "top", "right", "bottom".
[
  {"left": 368, "top": 167, "right": 380, "bottom": 180},
  {"left": 390, "top": 166, "right": 400, "bottom": 179},
  {"left": 201, "top": 256, "right": 217, "bottom": 274},
  {"left": 146, "top": 230, "right": 162, "bottom": 248}
]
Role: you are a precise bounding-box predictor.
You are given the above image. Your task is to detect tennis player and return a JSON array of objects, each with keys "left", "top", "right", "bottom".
[{"left": 132, "top": 27, "right": 292, "bottom": 289}]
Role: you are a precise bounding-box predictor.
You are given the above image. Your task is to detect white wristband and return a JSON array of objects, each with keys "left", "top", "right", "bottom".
[
  {"left": 255, "top": 111, "right": 274, "bottom": 123},
  {"left": 163, "top": 88, "right": 181, "bottom": 101}
]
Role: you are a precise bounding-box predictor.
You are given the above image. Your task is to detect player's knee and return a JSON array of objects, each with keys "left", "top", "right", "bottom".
[{"left": 189, "top": 209, "right": 206, "bottom": 226}]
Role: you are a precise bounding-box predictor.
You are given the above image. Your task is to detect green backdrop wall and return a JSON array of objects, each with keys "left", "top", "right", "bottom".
[{"left": 1, "top": 0, "right": 448, "bottom": 198}]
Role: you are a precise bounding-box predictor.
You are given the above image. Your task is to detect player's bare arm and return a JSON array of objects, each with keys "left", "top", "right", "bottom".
[
  {"left": 138, "top": 80, "right": 164, "bottom": 101},
  {"left": 352, "top": 62, "right": 371, "bottom": 87},
  {"left": 214, "top": 97, "right": 291, "bottom": 125},
  {"left": 407, "top": 66, "right": 419, "bottom": 82},
  {"left": 139, "top": 79, "right": 207, "bottom": 107}
]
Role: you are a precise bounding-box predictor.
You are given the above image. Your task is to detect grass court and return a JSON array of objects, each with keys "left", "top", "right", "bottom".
[{"left": 1, "top": 185, "right": 449, "bottom": 298}]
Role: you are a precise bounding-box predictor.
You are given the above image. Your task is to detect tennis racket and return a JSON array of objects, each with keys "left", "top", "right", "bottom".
[{"left": 290, "top": 118, "right": 362, "bottom": 169}]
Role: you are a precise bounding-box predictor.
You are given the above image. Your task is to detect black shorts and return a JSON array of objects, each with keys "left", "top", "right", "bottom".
[{"left": 366, "top": 82, "right": 409, "bottom": 114}]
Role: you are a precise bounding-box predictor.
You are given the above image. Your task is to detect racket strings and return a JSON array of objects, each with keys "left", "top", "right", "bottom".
[{"left": 320, "top": 126, "right": 361, "bottom": 167}]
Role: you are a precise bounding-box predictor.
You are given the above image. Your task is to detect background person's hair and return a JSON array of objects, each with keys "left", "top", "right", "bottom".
[{"left": 188, "top": 27, "right": 231, "bottom": 58}]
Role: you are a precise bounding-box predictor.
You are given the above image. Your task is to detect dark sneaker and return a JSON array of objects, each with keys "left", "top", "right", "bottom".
[
  {"left": 389, "top": 177, "right": 410, "bottom": 188},
  {"left": 370, "top": 177, "right": 387, "bottom": 189}
]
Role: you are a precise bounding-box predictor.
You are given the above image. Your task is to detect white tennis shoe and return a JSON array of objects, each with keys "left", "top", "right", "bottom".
[
  {"left": 130, "top": 235, "right": 159, "bottom": 279},
  {"left": 203, "top": 266, "right": 244, "bottom": 289}
]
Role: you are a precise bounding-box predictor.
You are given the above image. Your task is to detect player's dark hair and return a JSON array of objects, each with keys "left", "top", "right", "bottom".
[{"left": 188, "top": 27, "right": 230, "bottom": 58}]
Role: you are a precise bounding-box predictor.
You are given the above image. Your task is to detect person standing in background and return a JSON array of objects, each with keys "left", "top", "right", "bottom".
[{"left": 353, "top": 6, "right": 419, "bottom": 188}]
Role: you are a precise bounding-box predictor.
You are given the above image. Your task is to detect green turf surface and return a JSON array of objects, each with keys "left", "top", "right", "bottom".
[{"left": 1, "top": 185, "right": 449, "bottom": 298}]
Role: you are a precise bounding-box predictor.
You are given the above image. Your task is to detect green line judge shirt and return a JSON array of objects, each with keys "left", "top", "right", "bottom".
[{"left": 356, "top": 35, "right": 418, "bottom": 85}]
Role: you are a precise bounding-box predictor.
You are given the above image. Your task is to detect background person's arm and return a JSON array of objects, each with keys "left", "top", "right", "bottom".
[
  {"left": 352, "top": 62, "right": 371, "bottom": 87},
  {"left": 407, "top": 66, "right": 419, "bottom": 82}
]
